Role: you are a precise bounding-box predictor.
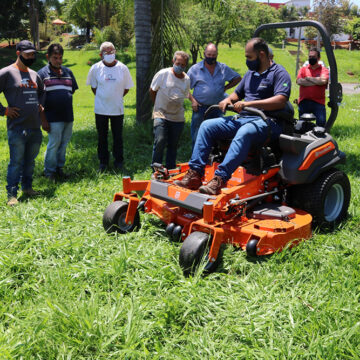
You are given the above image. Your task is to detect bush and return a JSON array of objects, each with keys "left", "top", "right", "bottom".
[{"left": 68, "top": 35, "right": 87, "bottom": 49}]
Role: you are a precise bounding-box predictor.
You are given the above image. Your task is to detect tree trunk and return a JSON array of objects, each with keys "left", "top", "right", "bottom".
[
  {"left": 190, "top": 44, "right": 199, "bottom": 65},
  {"left": 29, "top": 0, "right": 40, "bottom": 49},
  {"left": 134, "top": 0, "right": 152, "bottom": 123},
  {"left": 86, "top": 23, "right": 91, "bottom": 43}
]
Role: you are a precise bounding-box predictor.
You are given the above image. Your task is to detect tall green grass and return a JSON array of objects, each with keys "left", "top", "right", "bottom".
[{"left": 0, "top": 44, "right": 359, "bottom": 359}]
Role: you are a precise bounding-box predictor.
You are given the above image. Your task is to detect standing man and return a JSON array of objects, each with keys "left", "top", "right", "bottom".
[
  {"left": 86, "top": 41, "right": 134, "bottom": 172},
  {"left": 149, "top": 51, "right": 190, "bottom": 170},
  {"left": 296, "top": 48, "right": 329, "bottom": 127},
  {"left": 38, "top": 43, "right": 78, "bottom": 181},
  {"left": 187, "top": 43, "right": 241, "bottom": 148},
  {"left": 0, "top": 40, "right": 46, "bottom": 206},
  {"left": 175, "top": 38, "right": 291, "bottom": 195}
]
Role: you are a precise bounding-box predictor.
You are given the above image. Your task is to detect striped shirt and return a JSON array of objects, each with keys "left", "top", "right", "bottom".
[{"left": 38, "top": 64, "right": 78, "bottom": 122}]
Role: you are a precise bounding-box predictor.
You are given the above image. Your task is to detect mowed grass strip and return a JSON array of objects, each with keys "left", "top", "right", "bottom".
[{"left": 0, "top": 44, "right": 359, "bottom": 359}]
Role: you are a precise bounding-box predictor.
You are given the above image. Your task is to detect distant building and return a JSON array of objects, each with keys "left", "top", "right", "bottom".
[{"left": 284, "top": 0, "right": 310, "bottom": 8}]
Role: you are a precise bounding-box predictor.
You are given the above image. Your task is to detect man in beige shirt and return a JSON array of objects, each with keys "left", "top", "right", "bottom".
[{"left": 149, "top": 51, "right": 190, "bottom": 170}]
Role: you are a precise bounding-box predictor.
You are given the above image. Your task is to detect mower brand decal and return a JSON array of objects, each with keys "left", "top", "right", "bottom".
[
  {"left": 315, "top": 145, "right": 333, "bottom": 157},
  {"left": 298, "top": 142, "right": 336, "bottom": 171},
  {"left": 175, "top": 191, "right": 181, "bottom": 199}
]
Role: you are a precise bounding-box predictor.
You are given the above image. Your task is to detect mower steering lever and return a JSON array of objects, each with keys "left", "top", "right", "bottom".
[{"left": 204, "top": 104, "right": 267, "bottom": 121}]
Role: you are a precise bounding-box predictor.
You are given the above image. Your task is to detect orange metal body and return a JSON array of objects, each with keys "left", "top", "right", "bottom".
[{"left": 112, "top": 163, "right": 312, "bottom": 262}]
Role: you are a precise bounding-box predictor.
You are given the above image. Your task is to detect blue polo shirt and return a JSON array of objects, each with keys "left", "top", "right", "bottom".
[
  {"left": 235, "top": 63, "right": 291, "bottom": 107},
  {"left": 38, "top": 64, "right": 78, "bottom": 122},
  {"left": 187, "top": 60, "right": 240, "bottom": 105}
]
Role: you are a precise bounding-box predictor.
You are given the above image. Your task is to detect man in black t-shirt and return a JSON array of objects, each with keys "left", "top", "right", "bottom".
[
  {"left": 38, "top": 43, "right": 78, "bottom": 181},
  {"left": 0, "top": 40, "right": 46, "bottom": 205}
]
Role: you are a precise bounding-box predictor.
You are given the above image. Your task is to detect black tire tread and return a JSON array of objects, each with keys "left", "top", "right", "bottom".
[
  {"left": 103, "top": 200, "right": 140, "bottom": 234},
  {"left": 288, "top": 168, "right": 350, "bottom": 228},
  {"left": 179, "top": 231, "right": 219, "bottom": 276}
]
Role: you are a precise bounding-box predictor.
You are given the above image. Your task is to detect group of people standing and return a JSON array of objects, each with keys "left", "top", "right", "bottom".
[{"left": 0, "top": 38, "right": 329, "bottom": 205}]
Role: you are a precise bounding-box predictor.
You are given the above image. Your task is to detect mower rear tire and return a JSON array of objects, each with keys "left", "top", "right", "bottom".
[
  {"left": 179, "top": 231, "right": 219, "bottom": 277},
  {"left": 103, "top": 200, "right": 140, "bottom": 234},
  {"left": 246, "top": 238, "right": 259, "bottom": 257},
  {"left": 289, "top": 169, "right": 350, "bottom": 229}
]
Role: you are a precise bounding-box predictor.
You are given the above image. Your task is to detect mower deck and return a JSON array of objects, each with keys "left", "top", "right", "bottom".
[{"left": 112, "top": 162, "right": 312, "bottom": 261}]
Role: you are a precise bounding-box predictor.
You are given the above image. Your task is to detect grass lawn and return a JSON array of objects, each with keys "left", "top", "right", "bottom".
[{"left": 0, "top": 44, "right": 359, "bottom": 359}]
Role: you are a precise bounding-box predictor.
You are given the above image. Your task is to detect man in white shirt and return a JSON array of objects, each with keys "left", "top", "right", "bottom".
[
  {"left": 149, "top": 51, "right": 190, "bottom": 170},
  {"left": 86, "top": 41, "right": 134, "bottom": 172}
]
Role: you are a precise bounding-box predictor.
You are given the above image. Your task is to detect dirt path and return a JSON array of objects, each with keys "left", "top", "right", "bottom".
[{"left": 341, "top": 83, "right": 360, "bottom": 95}]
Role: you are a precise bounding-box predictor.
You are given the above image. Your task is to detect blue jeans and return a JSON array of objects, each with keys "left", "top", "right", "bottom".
[
  {"left": 298, "top": 99, "right": 326, "bottom": 127},
  {"left": 189, "top": 115, "right": 282, "bottom": 181},
  {"left": 6, "top": 128, "right": 42, "bottom": 197},
  {"left": 191, "top": 105, "right": 223, "bottom": 149},
  {"left": 152, "top": 118, "right": 184, "bottom": 170},
  {"left": 44, "top": 121, "right": 73, "bottom": 176}
]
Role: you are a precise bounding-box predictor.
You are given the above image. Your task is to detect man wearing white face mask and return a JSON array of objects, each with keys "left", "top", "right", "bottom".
[
  {"left": 149, "top": 51, "right": 190, "bottom": 171},
  {"left": 86, "top": 41, "right": 134, "bottom": 172}
]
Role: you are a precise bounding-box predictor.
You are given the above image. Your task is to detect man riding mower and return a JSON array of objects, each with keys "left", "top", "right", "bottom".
[{"left": 102, "top": 21, "right": 350, "bottom": 276}]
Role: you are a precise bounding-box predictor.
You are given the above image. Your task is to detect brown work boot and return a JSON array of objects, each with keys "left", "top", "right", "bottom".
[
  {"left": 199, "top": 175, "right": 226, "bottom": 195},
  {"left": 22, "top": 188, "right": 40, "bottom": 197},
  {"left": 174, "top": 169, "right": 202, "bottom": 190},
  {"left": 7, "top": 196, "right": 18, "bottom": 206}
]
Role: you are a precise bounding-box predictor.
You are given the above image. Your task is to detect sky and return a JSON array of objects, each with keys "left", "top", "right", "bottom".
[{"left": 256, "top": 0, "right": 360, "bottom": 7}]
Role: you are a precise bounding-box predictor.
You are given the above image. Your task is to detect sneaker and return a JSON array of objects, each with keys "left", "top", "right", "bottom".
[
  {"left": 199, "top": 175, "right": 226, "bottom": 195},
  {"left": 7, "top": 196, "right": 18, "bottom": 206},
  {"left": 22, "top": 188, "right": 41, "bottom": 197},
  {"left": 173, "top": 169, "right": 202, "bottom": 190}
]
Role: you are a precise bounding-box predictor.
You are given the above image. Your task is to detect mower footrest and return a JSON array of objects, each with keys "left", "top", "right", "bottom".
[
  {"left": 150, "top": 180, "right": 213, "bottom": 214},
  {"left": 251, "top": 203, "right": 296, "bottom": 220}
]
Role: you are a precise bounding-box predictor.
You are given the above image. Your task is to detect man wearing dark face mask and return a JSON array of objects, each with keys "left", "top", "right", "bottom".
[
  {"left": 38, "top": 43, "right": 78, "bottom": 181},
  {"left": 296, "top": 48, "right": 329, "bottom": 127},
  {"left": 0, "top": 40, "right": 46, "bottom": 205},
  {"left": 187, "top": 43, "right": 241, "bottom": 149},
  {"left": 175, "top": 38, "right": 291, "bottom": 195},
  {"left": 149, "top": 51, "right": 191, "bottom": 170}
]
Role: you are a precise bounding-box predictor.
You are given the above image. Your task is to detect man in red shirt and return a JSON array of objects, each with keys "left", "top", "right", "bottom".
[{"left": 296, "top": 47, "right": 329, "bottom": 127}]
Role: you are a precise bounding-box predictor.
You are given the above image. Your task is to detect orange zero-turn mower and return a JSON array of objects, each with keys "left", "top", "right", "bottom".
[{"left": 102, "top": 20, "right": 350, "bottom": 276}]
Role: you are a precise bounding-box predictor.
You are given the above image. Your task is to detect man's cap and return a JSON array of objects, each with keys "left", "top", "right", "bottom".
[{"left": 16, "top": 40, "right": 36, "bottom": 53}]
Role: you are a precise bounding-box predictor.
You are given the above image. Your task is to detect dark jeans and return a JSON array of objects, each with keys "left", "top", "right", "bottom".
[
  {"left": 7, "top": 128, "right": 42, "bottom": 197},
  {"left": 191, "top": 105, "right": 223, "bottom": 150},
  {"left": 152, "top": 118, "right": 184, "bottom": 170},
  {"left": 298, "top": 99, "right": 326, "bottom": 127},
  {"left": 189, "top": 115, "right": 282, "bottom": 181},
  {"left": 95, "top": 114, "right": 124, "bottom": 165}
]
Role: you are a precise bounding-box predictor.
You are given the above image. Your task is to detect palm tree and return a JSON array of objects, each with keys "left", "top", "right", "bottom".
[
  {"left": 64, "top": 0, "right": 98, "bottom": 43},
  {"left": 29, "top": 0, "right": 40, "bottom": 49},
  {"left": 134, "top": 0, "right": 152, "bottom": 123}
]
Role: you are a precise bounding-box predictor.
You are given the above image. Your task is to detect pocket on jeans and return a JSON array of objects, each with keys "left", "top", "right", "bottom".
[{"left": 154, "top": 118, "right": 165, "bottom": 128}]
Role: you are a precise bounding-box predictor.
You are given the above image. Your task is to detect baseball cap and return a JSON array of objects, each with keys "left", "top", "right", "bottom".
[{"left": 16, "top": 40, "right": 36, "bottom": 53}]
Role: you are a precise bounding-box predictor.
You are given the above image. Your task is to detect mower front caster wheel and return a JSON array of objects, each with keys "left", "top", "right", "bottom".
[
  {"left": 179, "top": 231, "right": 220, "bottom": 277},
  {"left": 246, "top": 238, "right": 259, "bottom": 257},
  {"left": 103, "top": 200, "right": 140, "bottom": 234}
]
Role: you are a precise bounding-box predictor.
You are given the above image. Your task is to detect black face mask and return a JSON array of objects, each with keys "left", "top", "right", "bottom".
[
  {"left": 308, "top": 57, "right": 318, "bottom": 66},
  {"left": 20, "top": 55, "right": 36, "bottom": 67},
  {"left": 204, "top": 56, "right": 217, "bottom": 65}
]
